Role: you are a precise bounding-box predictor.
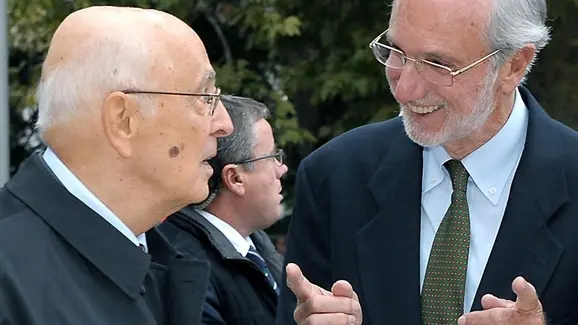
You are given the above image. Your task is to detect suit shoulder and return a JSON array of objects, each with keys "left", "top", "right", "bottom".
[
  {"left": 300, "top": 117, "right": 404, "bottom": 179},
  {"left": 313, "top": 117, "right": 403, "bottom": 159},
  {"left": 0, "top": 189, "right": 55, "bottom": 266},
  {"left": 0, "top": 187, "right": 29, "bottom": 223},
  {"left": 555, "top": 119, "right": 578, "bottom": 143},
  {"left": 158, "top": 217, "right": 210, "bottom": 259}
]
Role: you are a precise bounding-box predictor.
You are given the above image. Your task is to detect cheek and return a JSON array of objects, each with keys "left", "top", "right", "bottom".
[
  {"left": 386, "top": 68, "right": 400, "bottom": 87},
  {"left": 182, "top": 115, "right": 212, "bottom": 150}
]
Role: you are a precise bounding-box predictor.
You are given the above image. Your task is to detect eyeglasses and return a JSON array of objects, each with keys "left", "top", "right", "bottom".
[
  {"left": 368, "top": 29, "right": 500, "bottom": 86},
  {"left": 122, "top": 88, "right": 222, "bottom": 116},
  {"left": 232, "top": 149, "right": 284, "bottom": 167}
]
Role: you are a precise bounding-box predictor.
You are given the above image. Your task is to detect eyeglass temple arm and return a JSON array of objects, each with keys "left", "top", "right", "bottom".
[{"left": 450, "top": 50, "right": 501, "bottom": 76}]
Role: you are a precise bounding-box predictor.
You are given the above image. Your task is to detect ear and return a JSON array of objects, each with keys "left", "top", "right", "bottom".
[
  {"left": 498, "top": 44, "right": 536, "bottom": 94},
  {"left": 102, "top": 91, "right": 140, "bottom": 158},
  {"left": 221, "top": 164, "right": 246, "bottom": 196}
]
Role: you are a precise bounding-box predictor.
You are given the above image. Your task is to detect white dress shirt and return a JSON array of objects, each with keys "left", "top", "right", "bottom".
[
  {"left": 196, "top": 209, "right": 255, "bottom": 256},
  {"left": 42, "top": 148, "right": 148, "bottom": 252},
  {"left": 420, "top": 88, "right": 528, "bottom": 312}
]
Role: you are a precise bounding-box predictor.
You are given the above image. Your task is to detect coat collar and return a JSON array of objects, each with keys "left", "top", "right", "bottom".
[
  {"left": 6, "top": 152, "right": 150, "bottom": 299},
  {"left": 169, "top": 207, "right": 283, "bottom": 282}
]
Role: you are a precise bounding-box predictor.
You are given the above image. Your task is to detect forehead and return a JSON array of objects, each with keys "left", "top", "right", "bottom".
[
  {"left": 152, "top": 37, "right": 215, "bottom": 91},
  {"left": 389, "top": 0, "right": 491, "bottom": 58},
  {"left": 199, "top": 70, "right": 217, "bottom": 89},
  {"left": 252, "top": 119, "right": 275, "bottom": 154}
]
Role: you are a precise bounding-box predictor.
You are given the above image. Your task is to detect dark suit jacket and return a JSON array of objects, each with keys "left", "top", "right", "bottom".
[
  {"left": 275, "top": 87, "right": 578, "bottom": 325},
  {"left": 160, "top": 207, "right": 283, "bottom": 325},
  {"left": 0, "top": 152, "right": 210, "bottom": 325}
]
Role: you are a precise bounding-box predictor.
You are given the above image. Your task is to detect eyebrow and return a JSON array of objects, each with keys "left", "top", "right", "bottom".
[
  {"left": 386, "top": 36, "right": 458, "bottom": 65},
  {"left": 198, "top": 70, "right": 217, "bottom": 90}
]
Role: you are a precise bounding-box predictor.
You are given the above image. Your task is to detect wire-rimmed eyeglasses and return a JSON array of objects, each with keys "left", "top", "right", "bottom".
[
  {"left": 368, "top": 29, "right": 500, "bottom": 86},
  {"left": 122, "top": 88, "right": 222, "bottom": 116},
  {"left": 232, "top": 149, "right": 284, "bottom": 166}
]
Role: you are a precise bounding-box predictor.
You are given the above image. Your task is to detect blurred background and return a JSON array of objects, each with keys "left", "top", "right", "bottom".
[{"left": 3, "top": 0, "right": 578, "bottom": 253}]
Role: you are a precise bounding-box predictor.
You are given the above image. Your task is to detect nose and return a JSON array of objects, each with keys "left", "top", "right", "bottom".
[
  {"left": 277, "top": 163, "right": 288, "bottom": 178},
  {"left": 210, "top": 100, "right": 233, "bottom": 137},
  {"left": 389, "top": 62, "right": 427, "bottom": 104}
]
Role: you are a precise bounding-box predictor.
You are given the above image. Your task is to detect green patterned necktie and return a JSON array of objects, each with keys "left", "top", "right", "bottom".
[{"left": 421, "top": 159, "right": 471, "bottom": 325}]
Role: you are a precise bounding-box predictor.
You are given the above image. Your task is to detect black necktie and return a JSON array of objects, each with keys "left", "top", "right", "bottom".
[{"left": 246, "top": 246, "right": 279, "bottom": 294}]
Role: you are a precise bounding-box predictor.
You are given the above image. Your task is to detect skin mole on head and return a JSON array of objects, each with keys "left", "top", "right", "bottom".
[{"left": 168, "top": 146, "right": 180, "bottom": 158}]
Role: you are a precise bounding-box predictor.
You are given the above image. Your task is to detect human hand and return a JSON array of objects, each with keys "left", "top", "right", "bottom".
[
  {"left": 457, "top": 276, "right": 545, "bottom": 325},
  {"left": 286, "top": 263, "right": 362, "bottom": 325}
]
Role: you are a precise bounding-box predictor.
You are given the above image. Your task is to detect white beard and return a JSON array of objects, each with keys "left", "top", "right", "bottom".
[{"left": 396, "top": 71, "right": 498, "bottom": 147}]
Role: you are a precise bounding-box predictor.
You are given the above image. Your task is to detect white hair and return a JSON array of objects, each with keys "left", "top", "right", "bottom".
[
  {"left": 486, "top": 0, "right": 551, "bottom": 82},
  {"left": 35, "top": 34, "right": 156, "bottom": 136}
]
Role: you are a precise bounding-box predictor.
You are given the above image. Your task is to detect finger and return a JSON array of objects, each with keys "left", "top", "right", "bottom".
[
  {"left": 512, "top": 276, "right": 541, "bottom": 312},
  {"left": 293, "top": 295, "right": 360, "bottom": 322},
  {"left": 301, "top": 312, "right": 357, "bottom": 325},
  {"left": 330, "top": 280, "right": 362, "bottom": 321},
  {"left": 331, "top": 280, "right": 354, "bottom": 298},
  {"left": 332, "top": 280, "right": 361, "bottom": 303},
  {"left": 286, "top": 263, "right": 328, "bottom": 302},
  {"left": 481, "top": 293, "right": 514, "bottom": 310},
  {"left": 458, "top": 309, "right": 506, "bottom": 325}
]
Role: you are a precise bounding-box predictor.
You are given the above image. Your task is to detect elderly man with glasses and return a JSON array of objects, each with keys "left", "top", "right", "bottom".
[
  {"left": 275, "top": 0, "right": 578, "bottom": 325},
  {"left": 160, "top": 95, "right": 288, "bottom": 325},
  {"left": 0, "top": 6, "right": 233, "bottom": 325}
]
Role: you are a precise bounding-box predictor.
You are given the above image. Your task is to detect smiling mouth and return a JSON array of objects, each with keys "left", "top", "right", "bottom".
[{"left": 407, "top": 104, "right": 443, "bottom": 115}]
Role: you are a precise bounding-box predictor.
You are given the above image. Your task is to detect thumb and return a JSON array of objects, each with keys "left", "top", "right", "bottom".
[
  {"left": 286, "top": 263, "right": 316, "bottom": 302},
  {"left": 331, "top": 280, "right": 353, "bottom": 298},
  {"left": 512, "top": 276, "right": 541, "bottom": 312},
  {"left": 481, "top": 293, "right": 514, "bottom": 310},
  {"left": 331, "top": 280, "right": 359, "bottom": 301}
]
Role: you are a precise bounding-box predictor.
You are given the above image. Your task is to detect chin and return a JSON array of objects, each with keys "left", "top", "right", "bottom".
[
  {"left": 404, "top": 127, "right": 444, "bottom": 147},
  {"left": 188, "top": 184, "right": 210, "bottom": 204}
]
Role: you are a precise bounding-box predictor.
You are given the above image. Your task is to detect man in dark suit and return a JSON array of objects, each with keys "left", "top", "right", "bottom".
[
  {"left": 160, "top": 95, "right": 288, "bottom": 325},
  {"left": 275, "top": 0, "right": 578, "bottom": 325},
  {"left": 0, "top": 5, "right": 233, "bottom": 325}
]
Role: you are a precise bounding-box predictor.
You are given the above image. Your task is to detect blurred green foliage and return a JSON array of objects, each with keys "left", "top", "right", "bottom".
[{"left": 8, "top": 0, "right": 578, "bottom": 220}]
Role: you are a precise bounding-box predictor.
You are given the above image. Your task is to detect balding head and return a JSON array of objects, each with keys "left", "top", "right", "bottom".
[
  {"left": 35, "top": 6, "right": 233, "bottom": 235},
  {"left": 37, "top": 6, "right": 212, "bottom": 138}
]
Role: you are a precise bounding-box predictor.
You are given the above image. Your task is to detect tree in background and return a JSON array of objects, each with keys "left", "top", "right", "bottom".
[{"left": 8, "top": 0, "right": 578, "bottom": 234}]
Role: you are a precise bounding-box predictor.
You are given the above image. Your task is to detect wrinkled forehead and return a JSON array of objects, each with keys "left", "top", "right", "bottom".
[
  {"left": 388, "top": 0, "right": 491, "bottom": 57},
  {"left": 149, "top": 37, "right": 215, "bottom": 92}
]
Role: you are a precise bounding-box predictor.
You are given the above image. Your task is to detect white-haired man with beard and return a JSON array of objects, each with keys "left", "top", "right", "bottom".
[{"left": 275, "top": 0, "right": 578, "bottom": 325}]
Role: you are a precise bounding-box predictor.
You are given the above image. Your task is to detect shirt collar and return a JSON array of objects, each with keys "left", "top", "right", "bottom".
[
  {"left": 196, "top": 209, "right": 254, "bottom": 256},
  {"left": 423, "top": 87, "right": 528, "bottom": 205},
  {"left": 42, "top": 147, "right": 148, "bottom": 252}
]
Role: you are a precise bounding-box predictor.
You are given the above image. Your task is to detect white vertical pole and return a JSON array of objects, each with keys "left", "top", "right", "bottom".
[{"left": 0, "top": 0, "right": 9, "bottom": 185}]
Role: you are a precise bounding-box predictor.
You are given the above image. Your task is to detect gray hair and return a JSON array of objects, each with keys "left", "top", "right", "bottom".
[
  {"left": 486, "top": 0, "right": 551, "bottom": 82},
  {"left": 35, "top": 34, "right": 157, "bottom": 138},
  {"left": 195, "top": 95, "right": 270, "bottom": 209}
]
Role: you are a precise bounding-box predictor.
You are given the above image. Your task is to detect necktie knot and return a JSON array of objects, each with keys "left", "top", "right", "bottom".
[{"left": 445, "top": 159, "right": 469, "bottom": 192}]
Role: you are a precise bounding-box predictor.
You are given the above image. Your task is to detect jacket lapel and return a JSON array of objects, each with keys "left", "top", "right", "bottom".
[
  {"left": 472, "top": 87, "right": 566, "bottom": 310},
  {"left": 170, "top": 209, "right": 281, "bottom": 298},
  {"left": 147, "top": 228, "right": 210, "bottom": 325},
  {"left": 357, "top": 125, "right": 424, "bottom": 325},
  {"left": 251, "top": 230, "right": 284, "bottom": 284},
  {"left": 5, "top": 152, "right": 151, "bottom": 299}
]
